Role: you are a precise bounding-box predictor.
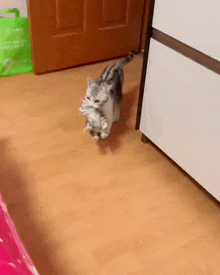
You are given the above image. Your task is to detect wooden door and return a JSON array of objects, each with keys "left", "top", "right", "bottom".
[{"left": 27, "top": 0, "right": 145, "bottom": 74}]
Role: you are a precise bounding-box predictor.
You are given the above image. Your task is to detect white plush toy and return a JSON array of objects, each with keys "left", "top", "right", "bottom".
[{"left": 79, "top": 100, "right": 108, "bottom": 140}]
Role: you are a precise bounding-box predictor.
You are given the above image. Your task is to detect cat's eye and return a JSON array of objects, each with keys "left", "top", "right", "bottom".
[
  {"left": 87, "top": 96, "right": 90, "bottom": 100},
  {"left": 95, "top": 100, "right": 100, "bottom": 103}
]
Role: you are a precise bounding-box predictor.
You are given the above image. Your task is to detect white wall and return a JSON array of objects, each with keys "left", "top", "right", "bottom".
[
  {"left": 152, "top": 0, "right": 220, "bottom": 61},
  {"left": 0, "top": 0, "right": 27, "bottom": 17}
]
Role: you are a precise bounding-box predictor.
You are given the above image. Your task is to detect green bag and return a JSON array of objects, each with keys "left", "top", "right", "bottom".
[{"left": 0, "top": 8, "right": 33, "bottom": 77}]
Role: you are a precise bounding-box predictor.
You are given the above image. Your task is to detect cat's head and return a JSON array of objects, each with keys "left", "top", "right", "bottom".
[
  {"left": 79, "top": 100, "right": 94, "bottom": 116},
  {"left": 85, "top": 77, "right": 113, "bottom": 109}
]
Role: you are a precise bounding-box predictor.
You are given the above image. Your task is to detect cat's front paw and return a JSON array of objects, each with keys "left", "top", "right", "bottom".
[{"left": 113, "top": 112, "right": 120, "bottom": 122}]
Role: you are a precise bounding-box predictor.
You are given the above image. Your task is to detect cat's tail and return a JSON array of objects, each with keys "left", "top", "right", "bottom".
[{"left": 116, "top": 50, "right": 142, "bottom": 68}]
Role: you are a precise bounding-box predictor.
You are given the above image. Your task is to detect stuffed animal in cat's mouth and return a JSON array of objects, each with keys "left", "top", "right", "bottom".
[
  {"left": 79, "top": 50, "right": 142, "bottom": 140},
  {"left": 79, "top": 100, "right": 108, "bottom": 141}
]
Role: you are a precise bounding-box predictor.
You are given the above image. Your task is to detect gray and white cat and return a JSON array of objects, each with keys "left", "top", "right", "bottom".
[{"left": 81, "top": 50, "right": 141, "bottom": 137}]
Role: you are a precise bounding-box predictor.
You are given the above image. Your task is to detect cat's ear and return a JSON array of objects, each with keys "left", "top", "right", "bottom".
[{"left": 87, "top": 77, "right": 96, "bottom": 88}]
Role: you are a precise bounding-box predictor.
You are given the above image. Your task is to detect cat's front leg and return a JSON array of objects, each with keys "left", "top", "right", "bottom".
[
  {"left": 114, "top": 103, "right": 120, "bottom": 122},
  {"left": 113, "top": 112, "right": 117, "bottom": 122}
]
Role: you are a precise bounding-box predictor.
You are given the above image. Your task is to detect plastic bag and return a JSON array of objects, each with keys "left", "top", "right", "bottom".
[{"left": 0, "top": 8, "right": 33, "bottom": 77}]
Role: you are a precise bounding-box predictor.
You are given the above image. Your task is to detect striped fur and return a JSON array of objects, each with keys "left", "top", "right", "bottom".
[{"left": 85, "top": 50, "right": 140, "bottom": 109}]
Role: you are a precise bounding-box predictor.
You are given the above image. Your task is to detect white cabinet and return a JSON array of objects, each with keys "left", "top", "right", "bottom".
[
  {"left": 152, "top": 0, "right": 220, "bottom": 61},
  {"left": 140, "top": 39, "right": 220, "bottom": 201}
]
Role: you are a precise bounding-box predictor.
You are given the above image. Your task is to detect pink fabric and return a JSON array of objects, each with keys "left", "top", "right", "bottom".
[{"left": 0, "top": 194, "right": 39, "bottom": 274}]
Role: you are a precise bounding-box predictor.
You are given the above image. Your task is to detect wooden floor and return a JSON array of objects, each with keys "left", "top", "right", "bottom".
[{"left": 1, "top": 58, "right": 220, "bottom": 275}]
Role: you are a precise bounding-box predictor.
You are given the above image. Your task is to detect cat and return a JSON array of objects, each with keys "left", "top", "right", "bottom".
[
  {"left": 79, "top": 100, "right": 108, "bottom": 140},
  {"left": 81, "top": 50, "right": 141, "bottom": 137}
]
